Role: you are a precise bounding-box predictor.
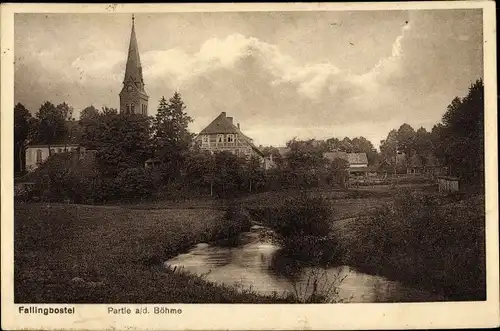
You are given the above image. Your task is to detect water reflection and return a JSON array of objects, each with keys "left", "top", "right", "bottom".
[{"left": 165, "top": 226, "right": 444, "bottom": 302}]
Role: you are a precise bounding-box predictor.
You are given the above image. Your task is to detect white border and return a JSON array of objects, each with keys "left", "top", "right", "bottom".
[{"left": 1, "top": 2, "right": 498, "bottom": 330}]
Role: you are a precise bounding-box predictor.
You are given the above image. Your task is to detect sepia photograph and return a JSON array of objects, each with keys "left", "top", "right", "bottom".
[{"left": 1, "top": 2, "right": 498, "bottom": 330}]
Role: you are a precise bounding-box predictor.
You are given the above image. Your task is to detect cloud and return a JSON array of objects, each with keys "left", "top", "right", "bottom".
[{"left": 14, "top": 10, "right": 483, "bottom": 148}]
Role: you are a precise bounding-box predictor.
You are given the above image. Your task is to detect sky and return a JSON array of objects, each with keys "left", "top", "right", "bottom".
[{"left": 14, "top": 10, "right": 483, "bottom": 148}]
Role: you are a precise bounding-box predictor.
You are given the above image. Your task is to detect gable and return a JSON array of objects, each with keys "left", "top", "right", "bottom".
[{"left": 197, "top": 112, "right": 263, "bottom": 157}]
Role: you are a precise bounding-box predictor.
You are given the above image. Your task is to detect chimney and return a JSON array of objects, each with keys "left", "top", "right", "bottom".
[
  {"left": 237, "top": 123, "right": 240, "bottom": 129},
  {"left": 227, "top": 117, "right": 233, "bottom": 124},
  {"left": 221, "top": 112, "right": 226, "bottom": 117}
]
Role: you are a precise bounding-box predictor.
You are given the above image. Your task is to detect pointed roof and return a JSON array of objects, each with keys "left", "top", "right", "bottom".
[
  {"left": 123, "top": 15, "right": 144, "bottom": 87},
  {"left": 198, "top": 112, "right": 263, "bottom": 156}
]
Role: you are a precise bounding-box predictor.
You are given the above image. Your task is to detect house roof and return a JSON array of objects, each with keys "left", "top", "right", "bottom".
[
  {"left": 199, "top": 112, "right": 241, "bottom": 135},
  {"left": 197, "top": 112, "right": 263, "bottom": 157},
  {"left": 347, "top": 153, "right": 368, "bottom": 165},
  {"left": 324, "top": 152, "right": 368, "bottom": 165}
]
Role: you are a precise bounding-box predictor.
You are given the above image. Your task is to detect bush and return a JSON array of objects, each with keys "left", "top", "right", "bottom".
[
  {"left": 114, "top": 168, "right": 156, "bottom": 201},
  {"left": 21, "top": 152, "right": 105, "bottom": 204},
  {"left": 270, "top": 194, "right": 339, "bottom": 264},
  {"left": 212, "top": 201, "right": 252, "bottom": 246},
  {"left": 351, "top": 190, "right": 486, "bottom": 300}
]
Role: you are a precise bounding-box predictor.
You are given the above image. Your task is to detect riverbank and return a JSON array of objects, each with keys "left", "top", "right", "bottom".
[
  {"left": 14, "top": 203, "right": 287, "bottom": 303},
  {"left": 248, "top": 190, "right": 486, "bottom": 301},
  {"left": 334, "top": 194, "right": 486, "bottom": 301}
]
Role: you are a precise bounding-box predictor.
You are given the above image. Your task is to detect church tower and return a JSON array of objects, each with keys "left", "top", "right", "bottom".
[{"left": 119, "top": 15, "right": 149, "bottom": 115}]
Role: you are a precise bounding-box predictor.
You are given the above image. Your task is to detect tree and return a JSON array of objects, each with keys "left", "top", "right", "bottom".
[
  {"left": 286, "top": 138, "right": 327, "bottom": 171},
  {"left": 327, "top": 157, "right": 349, "bottom": 188},
  {"left": 325, "top": 137, "right": 341, "bottom": 151},
  {"left": 212, "top": 151, "right": 245, "bottom": 197},
  {"left": 102, "top": 106, "right": 118, "bottom": 116},
  {"left": 338, "top": 137, "right": 354, "bottom": 152},
  {"left": 380, "top": 129, "right": 398, "bottom": 165},
  {"left": 80, "top": 105, "right": 99, "bottom": 122},
  {"left": 414, "top": 127, "right": 433, "bottom": 164},
  {"left": 396, "top": 123, "right": 416, "bottom": 157},
  {"left": 245, "top": 155, "right": 265, "bottom": 192},
  {"left": 92, "top": 112, "right": 153, "bottom": 177},
  {"left": 56, "top": 102, "right": 74, "bottom": 121},
  {"left": 35, "top": 101, "right": 68, "bottom": 155},
  {"left": 433, "top": 79, "right": 484, "bottom": 188},
  {"left": 79, "top": 105, "right": 101, "bottom": 149},
  {"left": 14, "top": 103, "right": 32, "bottom": 172},
  {"left": 152, "top": 92, "right": 194, "bottom": 180},
  {"left": 184, "top": 151, "right": 214, "bottom": 194}
]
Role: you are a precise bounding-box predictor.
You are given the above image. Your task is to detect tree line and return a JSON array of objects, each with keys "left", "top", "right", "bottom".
[
  {"left": 14, "top": 78, "right": 484, "bottom": 201},
  {"left": 379, "top": 79, "right": 484, "bottom": 189}
]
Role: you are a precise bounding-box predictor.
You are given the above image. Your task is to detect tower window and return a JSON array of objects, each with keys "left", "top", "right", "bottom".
[{"left": 131, "top": 104, "right": 135, "bottom": 114}]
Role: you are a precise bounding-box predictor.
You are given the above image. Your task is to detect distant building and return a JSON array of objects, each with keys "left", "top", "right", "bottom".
[
  {"left": 323, "top": 151, "right": 369, "bottom": 177},
  {"left": 194, "top": 112, "right": 269, "bottom": 168},
  {"left": 25, "top": 144, "right": 84, "bottom": 171},
  {"left": 119, "top": 15, "right": 148, "bottom": 115}
]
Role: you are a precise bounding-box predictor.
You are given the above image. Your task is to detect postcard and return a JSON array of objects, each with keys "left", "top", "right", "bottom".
[{"left": 1, "top": 2, "right": 498, "bottom": 330}]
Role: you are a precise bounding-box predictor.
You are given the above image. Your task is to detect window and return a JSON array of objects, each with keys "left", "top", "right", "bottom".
[
  {"left": 50, "top": 149, "right": 55, "bottom": 155},
  {"left": 217, "top": 134, "right": 224, "bottom": 143},
  {"left": 227, "top": 134, "right": 234, "bottom": 143},
  {"left": 36, "top": 149, "right": 43, "bottom": 164},
  {"left": 131, "top": 104, "right": 135, "bottom": 114},
  {"left": 58, "top": 148, "right": 62, "bottom": 153}
]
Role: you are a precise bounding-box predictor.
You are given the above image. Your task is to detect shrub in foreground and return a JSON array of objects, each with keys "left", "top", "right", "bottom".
[
  {"left": 212, "top": 201, "right": 252, "bottom": 246},
  {"left": 350, "top": 190, "right": 485, "bottom": 300},
  {"left": 270, "top": 194, "right": 340, "bottom": 264}
]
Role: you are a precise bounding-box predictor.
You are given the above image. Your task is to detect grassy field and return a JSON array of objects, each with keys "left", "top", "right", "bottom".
[
  {"left": 14, "top": 203, "right": 285, "bottom": 303},
  {"left": 15, "top": 184, "right": 483, "bottom": 303}
]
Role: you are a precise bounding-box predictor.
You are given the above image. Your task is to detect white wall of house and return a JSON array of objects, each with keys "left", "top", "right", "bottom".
[{"left": 25, "top": 145, "right": 81, "bottom": 171}]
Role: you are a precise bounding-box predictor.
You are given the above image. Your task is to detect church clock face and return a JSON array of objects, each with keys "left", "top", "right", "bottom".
[{"left": 127, "top": 85, "right": 133, "bottom": 92}]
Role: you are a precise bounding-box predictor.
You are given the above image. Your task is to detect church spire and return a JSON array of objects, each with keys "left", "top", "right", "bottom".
[
  {"left": 124, "top": 14, "right": 144, "bottom": 88},
  {"left": 119, "top": 14, "right": 148, "bottom": 115}
]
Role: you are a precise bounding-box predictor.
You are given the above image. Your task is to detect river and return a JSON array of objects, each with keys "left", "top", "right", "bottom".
[{"left": 165, "top": 225, "right": 444, "bottom": 303}]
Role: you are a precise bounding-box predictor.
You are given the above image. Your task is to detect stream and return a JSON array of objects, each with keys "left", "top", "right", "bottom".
[{"left": 165, "top": 225, "right": 444, "bottom": 303}]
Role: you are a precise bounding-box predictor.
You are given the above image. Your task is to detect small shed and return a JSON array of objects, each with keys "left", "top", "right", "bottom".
[
  {"left": 145, "top": 158, "right": 162, "bottom": 169},
  {"left": 437, "top": 176, "right": 459, "bottom": 193}
]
